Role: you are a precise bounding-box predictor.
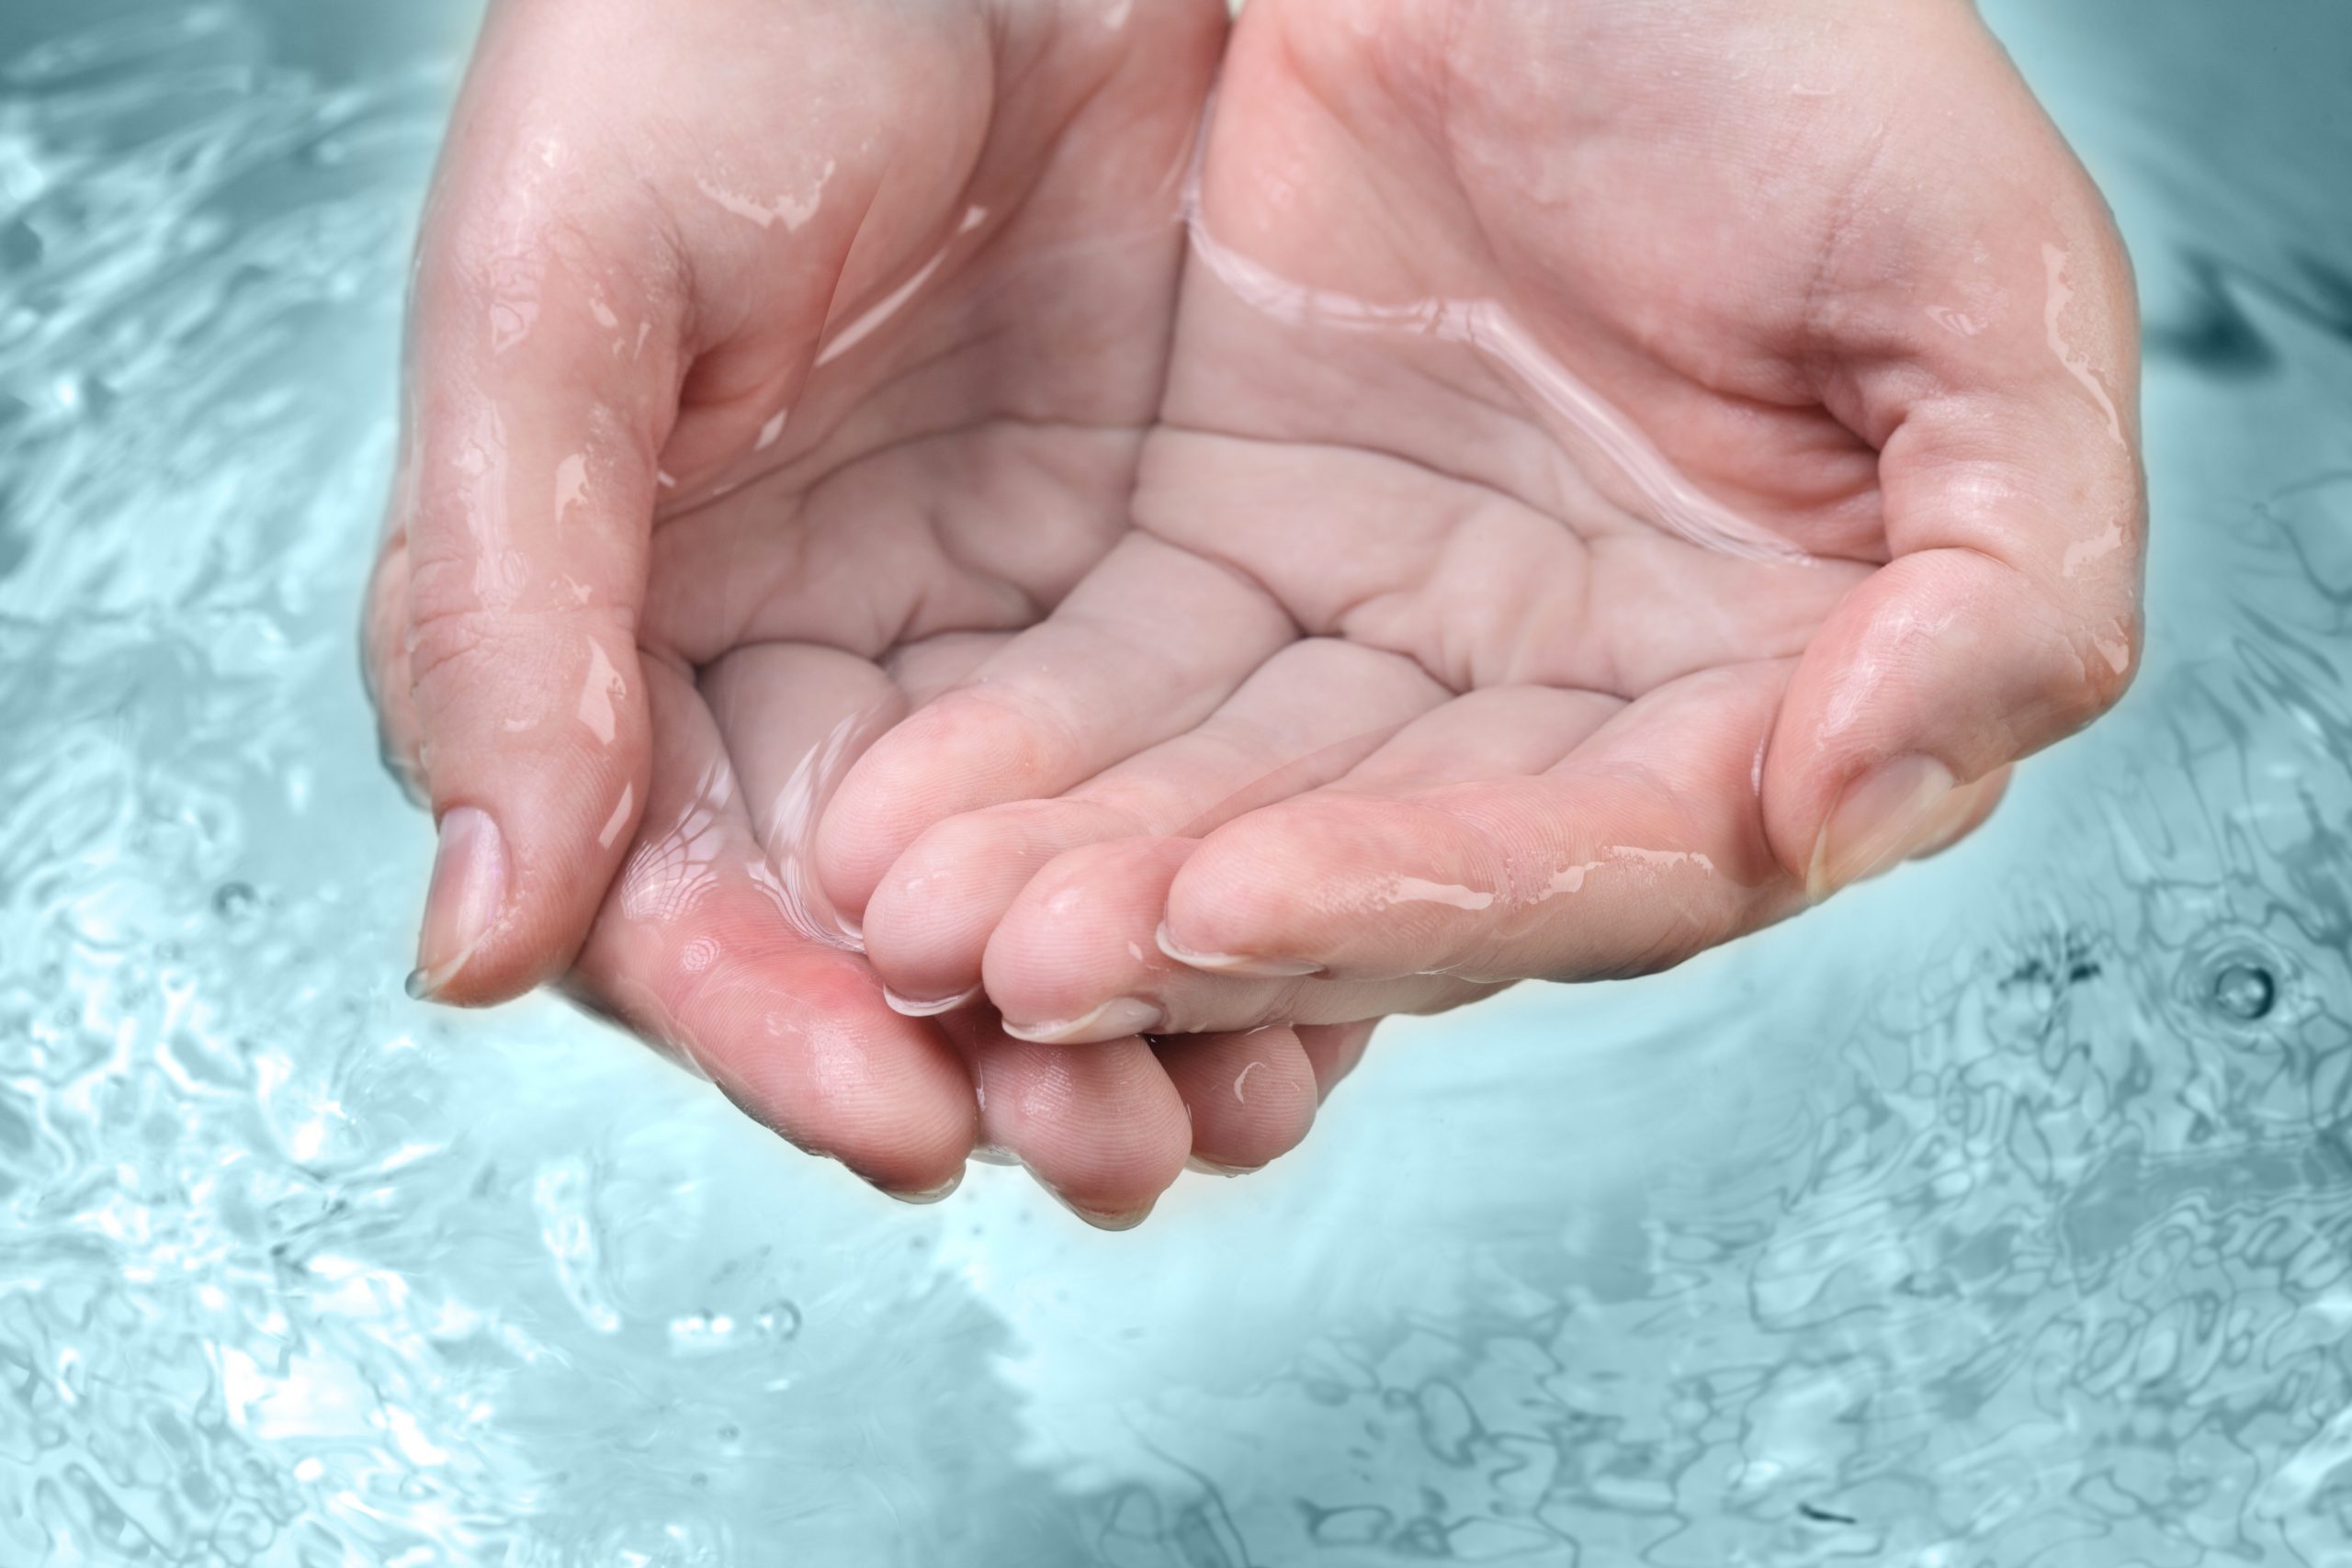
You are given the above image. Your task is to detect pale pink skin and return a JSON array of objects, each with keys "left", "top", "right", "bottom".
[{"left": 366, "top": 0, "right": 2143, "bottom": 1222}]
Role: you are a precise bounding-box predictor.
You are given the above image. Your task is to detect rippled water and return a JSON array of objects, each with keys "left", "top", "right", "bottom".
[{"left": 6, "top": 2, "right": 2352, "bottom": 1563}]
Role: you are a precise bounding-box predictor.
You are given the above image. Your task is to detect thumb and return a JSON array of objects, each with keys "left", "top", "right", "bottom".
[
  {"left": 1765, "top": 232, "right": 2144, "bottom": 897},
  {"left": 390, "top": 143, "right": 684, "bottom": 1004}
]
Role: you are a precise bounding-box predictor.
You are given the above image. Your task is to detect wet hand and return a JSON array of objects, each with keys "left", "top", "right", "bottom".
[
  {"left": 821, "top": 0, "right": 2145, "bottom": 1041},
  {"left": 363, "top": 0, "right": 1364, "bottom": 1216}
]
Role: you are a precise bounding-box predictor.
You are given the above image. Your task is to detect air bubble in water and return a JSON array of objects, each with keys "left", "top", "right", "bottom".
[{"left": 2211, "top": 962, "right": 2276, "bottom": 1021}]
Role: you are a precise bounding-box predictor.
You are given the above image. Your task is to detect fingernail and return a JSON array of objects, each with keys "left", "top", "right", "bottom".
[
  {"left": 1155, "top": 922, "right": 1322, "bottom": 978},
  {"left": 882, "top": 983, "right": 981, "bottom": 1019},
  {"left": 1185, "top": 1155, "right": 1264, "bottom": 1178},
  {"left": 408, "top": 806, "right": 507, "bottom": 999},
  {"left": 1001, "top": 997, "right": 1163, "bottom": 1044},
  {"left": 875, "top": 1168, "right": 964, "bottom": 1205},
  {"left": 1047, "top": 1189, "right": 1154, "bottom": 1231},
  {"left": 1807, "top": 755, "right": 1957, "bottom": 901}
]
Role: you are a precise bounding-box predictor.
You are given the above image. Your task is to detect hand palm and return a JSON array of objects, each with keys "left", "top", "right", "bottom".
[
  {"left": 372, "top": 0, "right": 1351, "bottom": 1211},
  {"left": 820, "top": 0, "right": 2135, "bottom": 1043},
  {"left": 374, "top": 0, "right": 2140, "bottom": 1219}
]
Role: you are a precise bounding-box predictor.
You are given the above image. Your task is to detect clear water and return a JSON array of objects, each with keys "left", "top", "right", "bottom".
[{"left": 5, "top": 1, "right": 2352, "bottom": 1562}]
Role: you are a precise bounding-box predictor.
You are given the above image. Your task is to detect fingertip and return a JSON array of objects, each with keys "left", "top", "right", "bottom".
[
  {"left": 1155, "top": 922, "right": 1323, "bottom": 978},
  {"left": 1919, "top": 764, "right": 2013, "bottom": 859},
  {"left": 409, "top": 759, "right": 650, "bottom": 1006},
  {"left": 981, "top": 836, "right": 1194, "bottom": 1036},
  {"left": 702, "top": 949, "right": 980, "bottom": 1196},
  {"left": 404, "top": 624, "right": 657, "bottom": 1006},
  {"left": 1764, "top": 548, "right": 2114, "bottom": 897},
  {"left": 869, "top": 1166, "right": 967, "bottom": 1207},
  {"left": 813, "top": 695, "right": 1048, "bottom": 921},
  {"left": 1156, "top": 820, "right": 1307, "bottom": 976},
  {"left": 408, "top": 804, "right": 514, "bottom": 1004},
  {"left": 1046, "top": 1190, "right": 1159, "bottom": 1232},
  {"left": 1159, "top": 1027, "right": 1319, "bottom": 1175},
  {"left": 971, "top": 1027, "right": 1191, "bottom": 1225},
  {"left": 809, "top": 795, "right": 888, "bottom": 932},
  {"left": 1297, "top": 1019, "right": 1377, "bottom": 1102},
  {"left": 1802, "top": 752, "right": 1960, "bottom": 902},
  {"left": 862, "top": 802, "right": 1107, "bottom": 1014},
  {"left": 1804, "top": 760, "right": 2012, "bottom": 900},
  {"left": 1160, "top": 796, "right": 1439, "bottom": 981}
]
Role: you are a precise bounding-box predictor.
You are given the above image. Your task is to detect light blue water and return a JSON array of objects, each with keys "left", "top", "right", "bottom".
[{"left": 5, "top": 2, "right": 2352, "bottom": 1563}]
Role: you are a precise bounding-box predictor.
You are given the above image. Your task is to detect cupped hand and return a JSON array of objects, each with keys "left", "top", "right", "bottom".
[
  {"left": 822, "top": 0, "right": 2145, "bottom": 1042},
  {"left": 363, "top": 0, "right": 1369, "bottom": 1218}
]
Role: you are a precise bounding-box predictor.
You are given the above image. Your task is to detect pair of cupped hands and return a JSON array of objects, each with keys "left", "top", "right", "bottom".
[{"left": 364, "top": 0, "right": 2143, "bottom": 1225}]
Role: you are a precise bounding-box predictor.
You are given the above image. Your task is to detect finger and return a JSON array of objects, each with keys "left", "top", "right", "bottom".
[
  {"left": 392, "top": 134, "right": 687, "bottom": 1004},
  {"left": 943, "top": 1012, "right": 1191, "bottom": 1230},
  {"left": 1155, "top": 1027, "right": 1319, "bottom": 1176},
  {"left": 813, "top": 532, "right": 1298, "bottom": 919},
  {"left": 1156, "top": 663, "right": 1820, "bottom": 985},
  {"left": 983, "top": 835, "right": 1494, "bottom": 1041},
  {"left": 1920, "top": 763, "right": 2012, "bottom": 858},
  {"left": 967, "top": 687, "right": 1622, "bottom": 1034},
  {"left": 703, "top": 629, "right": 1016, "bottom": 970},
  {"left": 860, "top": 639, "right": 1445, "bottom": 1012},
  {"left": 701, "top": 642, "right": 908, "bottom": 948},
  {"left": 1297, "top": 1020, "right": 1377, "bottom": 1102},
  {"left": 883, "top": 631, "right": 1018, "bottom": 707},
  {"left": 1322, "top": 683, "right": 1625, "bottom": 794},
  {"left": 571, "top": 660, "right": 975, "bottom": 1198},
  {"left": 1770, "top": 151, "right": 2143, "bottom": 897}
]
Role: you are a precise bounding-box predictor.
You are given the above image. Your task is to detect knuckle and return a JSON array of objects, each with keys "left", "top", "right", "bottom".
[
  {"left": 416, "top": 186, "right": 589, "bottom": 312},
  {"left": 403, "top": 598, "right": 505, "bottom": 694}
]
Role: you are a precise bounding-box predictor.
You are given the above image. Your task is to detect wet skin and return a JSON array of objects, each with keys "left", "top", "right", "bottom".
[{"left": 366, "top": 0, "right": 2143, "bottom": 1222}]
